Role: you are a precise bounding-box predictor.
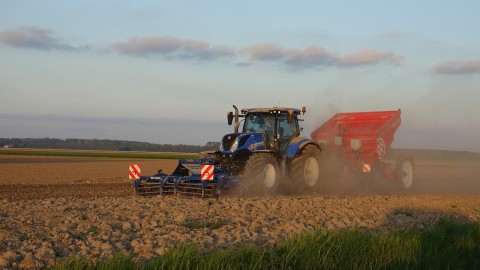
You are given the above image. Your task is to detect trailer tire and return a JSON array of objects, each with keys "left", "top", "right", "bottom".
[
  {"left": 291, "top": 145, "right": 321, "bottom": 193},
  {"left": 241, "top": 153, "right": 280, "bottom": 196},
  {"left": 395, "top": 157, "right": 415, "bottom": 190}
]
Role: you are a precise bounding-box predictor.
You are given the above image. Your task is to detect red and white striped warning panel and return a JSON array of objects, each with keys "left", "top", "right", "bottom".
[
  {"left": 201, "top": 164, "right": 214, "bottom": 181},
  {"left": 129, "top": 164, "right": 141, "bottom": 180}
]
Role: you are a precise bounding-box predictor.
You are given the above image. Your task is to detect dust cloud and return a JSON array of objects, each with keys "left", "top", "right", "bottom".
[
  {"left": 277, "top": 150, "right": 480, "bottom": 196},
  {"left": 298, "top": 75, "right": 480, "bottom": 196}
]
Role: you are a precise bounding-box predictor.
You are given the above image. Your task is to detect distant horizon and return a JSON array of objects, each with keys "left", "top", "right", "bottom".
[{"left": 2, "top": 137, "right": 480, "bottom": 154}]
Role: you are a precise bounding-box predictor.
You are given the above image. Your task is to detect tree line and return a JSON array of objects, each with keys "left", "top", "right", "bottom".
[
  {"left": 0, "top": 138, "right": 221, "bottom": 153},
  {"left": 1, "top": 138, "right": 479, "bottom": 161}
]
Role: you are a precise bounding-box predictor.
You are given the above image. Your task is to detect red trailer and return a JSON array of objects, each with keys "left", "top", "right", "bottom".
[{"left": 311, "top": 110, "right": 414, "bottom": 189}]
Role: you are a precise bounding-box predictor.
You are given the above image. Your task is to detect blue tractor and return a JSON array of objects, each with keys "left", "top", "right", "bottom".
[{"left": 134, "top": 105, "right": 322, "bottom": 197}]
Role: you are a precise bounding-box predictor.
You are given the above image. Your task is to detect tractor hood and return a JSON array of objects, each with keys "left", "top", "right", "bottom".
[{"left": 221, "top": 132, "right": 266, "bottom": 153}]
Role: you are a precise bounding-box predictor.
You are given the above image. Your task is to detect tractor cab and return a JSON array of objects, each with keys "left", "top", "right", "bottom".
[
  {"left": 242, "top": 111, "right": 300, "bottom": 151},
  {"left": 226, "top": 106, "right": 305, "bottom": 153}
]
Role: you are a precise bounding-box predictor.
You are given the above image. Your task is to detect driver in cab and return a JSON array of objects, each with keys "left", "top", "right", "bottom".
[{"left": 262, "top": 117, "right": 275, "bottom": 149}]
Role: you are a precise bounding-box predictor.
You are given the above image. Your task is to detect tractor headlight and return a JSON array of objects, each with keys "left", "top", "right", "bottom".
[{"left": 230, "top": 138, "right": 239, "bottom": 152}]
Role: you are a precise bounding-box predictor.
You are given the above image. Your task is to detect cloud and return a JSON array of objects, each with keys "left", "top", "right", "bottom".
[
  {"left": 337, "top": 50, "right": 405, "bottom": 67},
  {"left": 0, "top": 26, "right": 86, "bottom": 51},
  {"left": 240, "top": 43, "right": 285, "bottom": 61},
  {"left": 112, "top": 38, "right": 404, "bottom": 69},
  {"left": 110, "top": 36, "right": 235, "bottom": 60},
  {"left": 240, "top": 43, "right": 404, "bottom": 69},
  {"left": 432, "top": 60, "right": 480, "bottom": 75},
  {"left": 240, "top": 44, "right": 338, "bottom": 68},
  {"left": 0, "top": 27, "right": 404, "bottom": 70},
  {"left": 283, "top": 46, "right": 338, "bottom": 67}
]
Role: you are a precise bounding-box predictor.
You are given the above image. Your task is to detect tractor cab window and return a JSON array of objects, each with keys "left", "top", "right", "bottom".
[
  {"left": 278, "top": 114, "right": 299, "bottom": 151},
  {"left": 243, "top": 114, "right": 275, "bottom": 149},
  {"left": 243, "top": 114, "right": 273, "bottom": 133},
  {"left": 243, "top": 114, "right": 259, "bottom": 133},
  {"left": 278, "top": 114, "right": 298, "bottom": 138}
]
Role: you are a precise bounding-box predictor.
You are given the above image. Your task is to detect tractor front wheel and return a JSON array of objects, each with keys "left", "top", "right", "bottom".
[
  {"left": 291, "top": 145, "right": 322, "bottom": 193},
  {"left": 241, "top": 154, "right": 280, "bottom": 196}
]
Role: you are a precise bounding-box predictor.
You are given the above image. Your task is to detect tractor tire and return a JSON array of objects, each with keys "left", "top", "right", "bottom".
[
  {"left": 240, "top": 153, "right": 280, "bottom": 196},
  {"left": 395, "top": 157, "right": 415, "bottom": 190},
  {"left": 291, "top": 145, "right": 322, "bottom": 193}
]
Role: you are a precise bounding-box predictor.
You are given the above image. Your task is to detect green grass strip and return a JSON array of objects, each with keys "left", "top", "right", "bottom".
[
  {"left": 55, "top": 219, "right": 480, "bottom": 270},
  {"left": 0, "top": 150, "right": 198, "bottom": 160}
]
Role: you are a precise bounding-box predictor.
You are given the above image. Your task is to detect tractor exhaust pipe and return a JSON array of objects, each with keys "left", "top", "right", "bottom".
[{"left": 233, "top": 105, "right": 239, "bottom": 134}]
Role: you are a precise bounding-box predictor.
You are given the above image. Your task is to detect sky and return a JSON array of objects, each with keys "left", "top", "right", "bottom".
[{"left": 1, "top": 0, "right": 479, "bottom": 151}]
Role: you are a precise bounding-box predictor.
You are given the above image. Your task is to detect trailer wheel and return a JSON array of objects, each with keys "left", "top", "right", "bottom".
[
  {"left": 291, "top": 145, "right": 321, "bottom": 192},
  {"left": 241, "top": 153, "right": 280, "bottom": 195},
  {"left": 395, "top": 157, "right": 415, "bottom": 190}
]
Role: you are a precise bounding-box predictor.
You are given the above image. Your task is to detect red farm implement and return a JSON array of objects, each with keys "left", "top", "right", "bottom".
[{"left": 311, "top": 110, "right": 415, "bottom": 189}]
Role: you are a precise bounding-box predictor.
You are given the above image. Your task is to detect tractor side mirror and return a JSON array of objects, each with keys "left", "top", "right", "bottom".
[
  {"left": 227, "top": 112, "right": 234, "bottom": 125},
  {"left": 287, "top": 111, "right": 294, "bottom": 124}
]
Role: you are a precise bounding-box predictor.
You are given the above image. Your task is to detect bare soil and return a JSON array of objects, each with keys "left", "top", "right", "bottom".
[
  {"left": 0, "top": 156, "right": 178, "bottom": 185},
  {"left": 0, "top": 154, "right": 479, "bottom": 269}
]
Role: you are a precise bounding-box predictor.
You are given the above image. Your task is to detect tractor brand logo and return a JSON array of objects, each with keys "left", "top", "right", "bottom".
[
  {"left": 129, "top": 164, "right": 141, "bottom": 180},
  {"left": 201, "top": 164, "right": 214, "bottom": 181},
  {"left": 248, "top": 141, "right": 264, "bottom": 151},
  {"left": 377, "top": 138, "right": 386, "bottom": 159}
]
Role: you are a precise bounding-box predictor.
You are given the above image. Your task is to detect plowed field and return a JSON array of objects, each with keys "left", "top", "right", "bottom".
[{"left": 0, "top": 153, "right": 479, "bottom": 269}]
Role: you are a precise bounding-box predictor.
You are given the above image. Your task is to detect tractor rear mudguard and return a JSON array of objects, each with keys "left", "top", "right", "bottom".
[{"left": 285, "top": 137, "right": 320, "bottom": 158}]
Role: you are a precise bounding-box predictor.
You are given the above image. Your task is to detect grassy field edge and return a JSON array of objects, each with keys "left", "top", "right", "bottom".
[{"left": 55, "top": 219, "right": 480, "bottom": 270}]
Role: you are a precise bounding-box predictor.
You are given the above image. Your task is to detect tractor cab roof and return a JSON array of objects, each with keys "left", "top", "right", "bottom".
[{"left": 241, "top": 107, "right": 303, "bottom": 115}]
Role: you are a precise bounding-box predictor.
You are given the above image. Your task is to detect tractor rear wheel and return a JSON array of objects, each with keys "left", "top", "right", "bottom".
[
  {"left": 291, "top": 145, "right": 321, "bottom": 193},
  {"left": 241, "top": 153, "right": 280, "bottom": 196}
]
